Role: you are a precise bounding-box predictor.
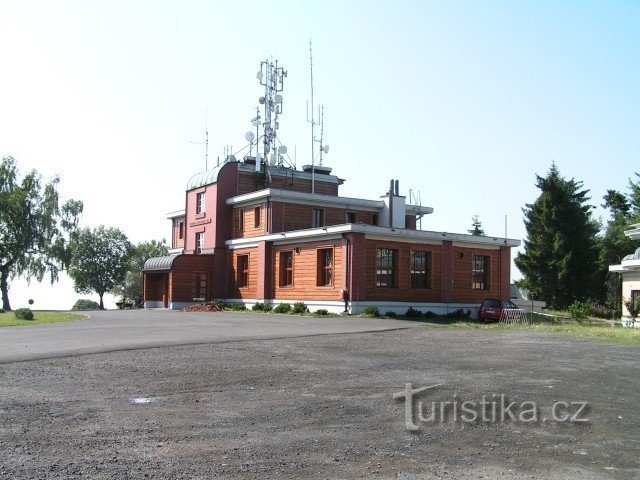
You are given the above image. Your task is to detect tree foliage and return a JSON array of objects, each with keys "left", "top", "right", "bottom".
[
  {"left": 112, "top": 239, "right": 168, "bottom": 304},
  {"left": 69, "top": 226, "right": 132, "bottom": 309},
  {"left": 515, "top": 164, "right": 600, "bottom": 309},
  {"left": 0, "top": 156, "right": 83, "bottom": 310},
  {"left": 468, "top": 214, "right": 485, "bottom": 236}
]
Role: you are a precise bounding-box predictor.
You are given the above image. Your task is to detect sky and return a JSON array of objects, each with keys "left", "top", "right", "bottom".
[{"left": 1, "top": 0, "right": 639, "bottom": 310}]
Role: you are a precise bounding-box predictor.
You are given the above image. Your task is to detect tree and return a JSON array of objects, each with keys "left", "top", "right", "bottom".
[
  {"left": 0, "top": 157, "right": 83, "bottom": 310},
  {"left": 112, "top": 239, "right": 168, "bottom": 305},
  {"left": 515, "top": 164, "right": 600, "bottom": 309},
  {"left": 69, "top": 226, "right": 132, "bottom": 310},
  {"left": 468, "top": 214, "right": 485, "bottom": 236}
]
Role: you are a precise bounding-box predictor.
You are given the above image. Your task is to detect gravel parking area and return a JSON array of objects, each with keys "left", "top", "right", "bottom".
[{"left": 1, "top": 325, "right": 639, "bottom": 479}]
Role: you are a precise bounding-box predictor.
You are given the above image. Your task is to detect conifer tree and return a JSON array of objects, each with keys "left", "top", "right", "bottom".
[{"left": 515, "top": 164, "right": 600, "bottom": 309}]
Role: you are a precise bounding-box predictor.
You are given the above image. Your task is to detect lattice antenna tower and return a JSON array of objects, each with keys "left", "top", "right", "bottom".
[{"left": 255, "top": 59, "right": 287, "bottom": 172}]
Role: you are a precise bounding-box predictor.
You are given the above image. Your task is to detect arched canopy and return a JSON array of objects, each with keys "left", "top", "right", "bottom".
[{"left": 143, "top": 255, "right": 181, "bottom": 272}]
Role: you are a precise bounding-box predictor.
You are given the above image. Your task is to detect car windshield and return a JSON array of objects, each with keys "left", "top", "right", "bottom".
[{"left": 484, "top": 300, "right": 501, "bottom": 308}]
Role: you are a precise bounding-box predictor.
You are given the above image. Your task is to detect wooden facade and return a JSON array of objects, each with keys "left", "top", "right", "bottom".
[{"left": 146, "top": 159, "right": 518, "bottom": 314}]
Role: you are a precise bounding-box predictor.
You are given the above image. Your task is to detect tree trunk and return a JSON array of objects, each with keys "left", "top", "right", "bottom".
[
  {"left": 99, "top": 293, "right": 104, "bottom": 310},
  {"left": 1, "top": 268, "right": 11, "bottom": 311}
]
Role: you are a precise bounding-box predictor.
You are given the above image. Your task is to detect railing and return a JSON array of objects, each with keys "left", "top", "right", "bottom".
[{"left": 500, "top": 308, "right": 529, "bottom": 325}]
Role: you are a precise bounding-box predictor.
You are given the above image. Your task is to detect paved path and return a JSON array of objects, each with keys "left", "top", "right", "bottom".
[{"left": 0, "top": 309, "right": 416, "bottom": 363}]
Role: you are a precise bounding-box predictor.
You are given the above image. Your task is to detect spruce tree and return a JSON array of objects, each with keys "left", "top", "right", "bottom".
[
  {"left": 468, "top": 214, "right": 485, "bottom": 236},
  {"left": 515, "top": 164, "right": 600, "bottom": 309}
]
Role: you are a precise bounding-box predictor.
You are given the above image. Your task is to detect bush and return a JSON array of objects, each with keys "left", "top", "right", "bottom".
[
  {"left": 568, "top": 300, "right": 591, "bottom": 320},
  {"left": 362, "top": 305, "right": 381, "bottom": 318},
  {"left": 445, "top": 308, "right": 471, "bottom": 319},
  {"left": 423, "top": 311, "right": 436, "bottom": 318},
  {"left": 405, "top": 306, "right": 423, "bottom": 318},
  {"left": 227, "top": 302, "right": 247, "bottom": 311},
  {"left": 273, "top": 303, "right": 292, "bottom": 314},
  {"left": 291, "top": 302, "right": 309, "bottom": 315},
  {"left": 315, "top": 308, "right": 329, "bottom": 316},
  {"left": 0, "top": 308, "right": 4, "bottom": 314},
  {"left": 262, "top": 304, "right": 272, "bottom": 312},
  {"left": 252, "top": 302, "right": 266, "bottom": 311},
  {"left": 71, "top": 299, "right": 101, "bottom": 311},
  {"left": 14, "top": 308, "right": 34, "bottom": 320},
  {"left": 623, "top": 297, "right": 640, "bottom": 319},
  {"left": 385, "top": 311, "right": 397, "bottom": 318}
]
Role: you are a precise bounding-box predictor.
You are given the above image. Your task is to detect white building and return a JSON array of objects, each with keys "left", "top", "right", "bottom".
[{"left": 609, "top": 223, "right": 640, "bottom": 324}]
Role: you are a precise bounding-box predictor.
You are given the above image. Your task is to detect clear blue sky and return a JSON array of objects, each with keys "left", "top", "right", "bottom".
[{"left": 1, "top": 1, "right": 638, "bottom": 309}]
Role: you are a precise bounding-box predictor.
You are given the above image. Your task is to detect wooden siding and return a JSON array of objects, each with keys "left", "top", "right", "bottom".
[
  {"left": 170, "top": 255, "right": 216, "bottom": 302},
  {"left": 237, "top": 170, "right": 339, "bottom": 196},
  {"left": 451, "top": 246, "right": 502, "bottom": 303},
  {"left": 272, "top": 240, "right": 344, "bottom": 301},
  {"left": 275, "top": 203, "right": 379, "bottom": 232},
  {"left": 144, "top": 273, "right": 167, "bottom": 301},
  {"left": 232, "top": 204, "right": 268, "bottom": 239},
  {"left": 364, "top": 240, "right": 443, "bottom": 302},
  {"left": 228, "top": 248, "right": 258, "bottom": 299}
]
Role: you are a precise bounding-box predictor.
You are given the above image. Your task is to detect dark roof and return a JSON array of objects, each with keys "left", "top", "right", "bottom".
[{"left": 143, "top": 255, "right": 181, "bottom": 272}]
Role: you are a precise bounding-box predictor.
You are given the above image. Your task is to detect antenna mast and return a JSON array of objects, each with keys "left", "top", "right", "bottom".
[
  {"left": 308, "top": 39, "right": 317, "bottom": 194},
  {"left": 190, "top": 110, "right": 209, "bottom": 170},
  {"left": 256, "top": 59, "right": 287, "bottom": 172}
]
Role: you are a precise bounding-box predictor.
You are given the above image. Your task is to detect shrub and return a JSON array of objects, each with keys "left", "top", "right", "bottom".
[
  {"left": 252, "top": 302, "right": 265, "bottom": 311},
  {"left": 568, "top": 300, "right": 591, "bottom": 320},
  {"left": 0, "top": 308, "right": 4, "bottom": 314},
  {"left": 423, "top": 310, "right": 436, "bottom": 318},
  {"left": 385, "top": 311, "right": 397, "bottom": 318},
  {"left": 273, "top": 303, "right": 292, "bottom": 314},
  {"left": 445, "top": 308, "right": 471, "bottom": 319},
  {"left": 14, "top": 308, "right": 34, "bottom": 320},
  {"left": 315, "top": 308, "right": 329, "bottom": 316},
  {"left": 262, "top": 304, "right": 273, "bottom": 312},
  {"left": 405, "top": 306, "right": 423, "bottom": 318},
  {"left": 228, "top": 302, "right": 247, "bottom": 311},
  {"left": 291, "top": 302, "right": 309, "bottom": 315},
  {"left": 362, "top": 305, "right": 381, "bottom": 318},
  {"left": 71, "top": 299, "right": 101, "bottom": 311},
  {"left": 624, "top": 297, "right": 640, "bottom": 320}
]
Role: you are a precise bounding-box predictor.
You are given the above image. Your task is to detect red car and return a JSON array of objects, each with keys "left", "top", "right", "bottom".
[{"left": 478, "top": 298, "right": 518, "bottom": 322}]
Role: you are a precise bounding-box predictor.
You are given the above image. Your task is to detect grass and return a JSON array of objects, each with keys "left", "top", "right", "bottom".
[
  {"left": 426, "top": 314, "right": 640, "bottom": 345},
  {"left": 0, "top": 310, "right": 86, "bottom": 327}
]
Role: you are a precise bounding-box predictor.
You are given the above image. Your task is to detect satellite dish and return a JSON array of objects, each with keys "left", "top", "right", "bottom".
[
  {"left": 245, "top": 131, "right": 255, "bottom": 142},
  {"left": 275, "top": 94, "right": 283, "bottom": 104},
  {"left": 256, "top": 71, "right": 263, "bottom": 80},
  {"left": 251, "top": 120, "right": 259, "bottom": 127},
  {"left": 278, "top": 145, "right": 287, "bottom": 154},
  {"left": 323, "top": 145, "right": 330, "bottom": 153},
  {"left": 258, "top": 97, "right": 266, "bottom": 105}
]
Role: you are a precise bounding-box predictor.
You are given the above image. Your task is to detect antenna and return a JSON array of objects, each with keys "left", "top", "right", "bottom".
[
  {"left": 190, "top": 109, "right": 209, "bottom": 170},
  {"left": 308, "top": 39, "right": 317, "bottom": 193},
  {"left": 257, "top": 58, "right": 287, "bottom": 173}
]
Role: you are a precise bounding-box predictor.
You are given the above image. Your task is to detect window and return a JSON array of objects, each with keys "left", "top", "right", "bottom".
[
  {"left": 371, "top": 213, "right": 378, "bottom": 226},
  {"left": 279, "top": 251, "right": 293, "bottom": 287},
  {"left": 196, "top": 192, "right": 205, "bottom": 214},
  {"left": 238, "top": 209, "right": 245, "bottom": 231},
  {"left": 237, "top": 255, "right": 249, "bottom": 288},
  {"left": 346, "top": 212, "right": 356, "bottom": 223},
  {"left": 196, "top": 232, "right": 204, "bottom": 254},
  {"left": 410, "top": 250, "right": 431, "bottom": 289},
  {"left": 192, "top": 273, "right": 207, "bottom": 300},
  {"left": 312, "top": 209, "right": 325, "bottom": 228},
  {"left": 376, "top": 248, "right": 397, "bottom": 287},
  {"left": 317, "top": 248, "right": 333, "bottom": 286},
  {"left": 178, "top": 221, "right": 184, "bottom": 240},
  {"left": 254, "top": 206, "right": 261, "bottom": 228},
  {"left": 472, "top": 255, "right": 490, "bottom": 290}
]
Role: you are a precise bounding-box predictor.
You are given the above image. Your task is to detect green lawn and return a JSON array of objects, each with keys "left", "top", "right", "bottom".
[
  {"left": 427, "top": 316, "right": 640, "bottom": 345},
  {"left": 0, "top": 311, "right": 87, "bottom": 327}
]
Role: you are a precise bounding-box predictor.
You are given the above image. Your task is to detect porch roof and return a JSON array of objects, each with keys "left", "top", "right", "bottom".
[{"left": 143, "top": 255, "right": 181, "bottom": 272}]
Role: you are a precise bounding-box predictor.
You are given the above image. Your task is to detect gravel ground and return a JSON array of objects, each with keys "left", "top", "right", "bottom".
[{"left": 1, "top": 326, "right": 639, "bottom": 479}]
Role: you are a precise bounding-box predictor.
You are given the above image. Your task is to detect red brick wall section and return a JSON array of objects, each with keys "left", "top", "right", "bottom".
[{"left": 441, "top": 241, "right": 453, "bottom": 302}]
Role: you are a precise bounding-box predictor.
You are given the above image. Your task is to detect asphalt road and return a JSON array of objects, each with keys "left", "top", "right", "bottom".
[{"left": 0, "top": 309, "right": 416, "bottom": 363}]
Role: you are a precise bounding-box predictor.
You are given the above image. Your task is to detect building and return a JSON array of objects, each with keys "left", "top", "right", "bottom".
[
  {"left": 609, "top": 223, "right": 640, "bottom": 324},
  {"left": 143, "top": 159, "right": 520, "bottom": 315},
  {"left": 142, "top": 57, "right": 520, "bottom": 316}
]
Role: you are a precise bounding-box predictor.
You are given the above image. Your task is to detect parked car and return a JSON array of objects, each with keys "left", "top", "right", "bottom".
[{"left": 478, "top": 298, "right": 518, "bottom": 322}]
